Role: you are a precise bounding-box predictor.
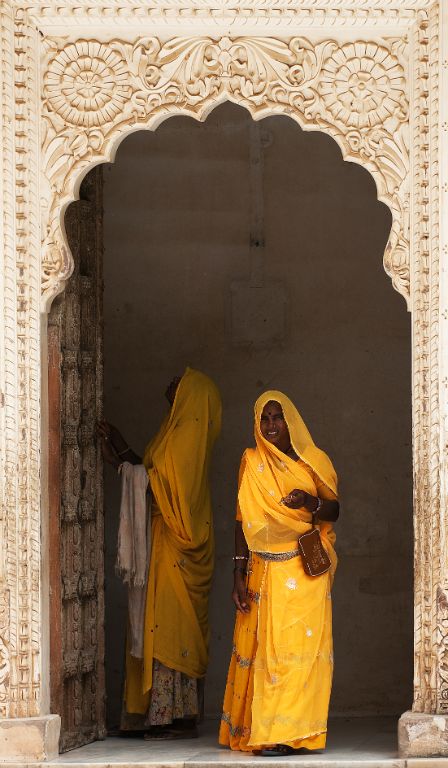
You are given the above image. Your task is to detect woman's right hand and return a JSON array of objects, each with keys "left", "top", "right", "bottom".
[
  {"left": 232, "top": 571, "right": 250, "bottom": 614},
  {"left": 96, "top": 421, "right": 128, "bottom": 452}
]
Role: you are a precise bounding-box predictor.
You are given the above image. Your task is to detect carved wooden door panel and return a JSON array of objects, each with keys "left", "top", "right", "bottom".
[{"left": 48, "top": 168, "right": 105, "bottom": 752}]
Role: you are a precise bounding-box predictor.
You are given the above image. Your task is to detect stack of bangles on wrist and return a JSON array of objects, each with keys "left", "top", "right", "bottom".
[{"left": 233, "top": 555, "right": 248, "bottom": 574}]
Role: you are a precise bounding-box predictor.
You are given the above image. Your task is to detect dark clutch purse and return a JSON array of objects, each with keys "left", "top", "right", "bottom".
[{"left": 298, "top": 525, "right": 331, "bottom": 577}]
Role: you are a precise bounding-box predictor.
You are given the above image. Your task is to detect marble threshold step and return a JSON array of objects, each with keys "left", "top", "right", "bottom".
[{"left": 2, "top": 718, "right": 448, "bottom": 768}]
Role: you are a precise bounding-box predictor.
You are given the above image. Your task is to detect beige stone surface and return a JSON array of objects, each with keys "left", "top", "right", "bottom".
[
  {"left": 0, "top": 716, "right": 60, "bottom": 762},
  {"left": 1, "top": 718, "right": 447, "bottom": 767},
  {"left": 398, "top": 712, "right": 448, "bottom": 759}
]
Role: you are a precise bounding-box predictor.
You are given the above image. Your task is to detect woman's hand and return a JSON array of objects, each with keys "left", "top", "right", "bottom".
[
  {"left": 232, "top": 571, "right": 250, "bottom": 614},
  {"left": 281, "top": 489, "right": 310, "bottom": 509},
  {"left": 281, "top": 490, "right": 340, "bottom": 522},
  {"left": 99, "top": 437, "right": 121, "bottom": 469},
  {"left": 96, "top": 421, "right": 128, "bottom": 452},
  {"left": 96, "top": 420, "right": 124, "bottom": 469},
  {"left": 97, "top": 421, "right": 143, "bottom": 467}
]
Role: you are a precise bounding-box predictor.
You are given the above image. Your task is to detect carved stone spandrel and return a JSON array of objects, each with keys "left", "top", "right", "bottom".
[{"left": 40, "top": 33, "right": 411, "bottom": 308}]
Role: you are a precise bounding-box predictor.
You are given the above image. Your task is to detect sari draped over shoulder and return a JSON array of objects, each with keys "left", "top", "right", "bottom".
[
  {"left": 125, "top": 367, "right": 222, "bottom": 714},
  {"left": 240, "top": 390, "right": 337, "bottom": 568},
  {"left": 220, "top": 390, "right": 338, "bottom": 751}
]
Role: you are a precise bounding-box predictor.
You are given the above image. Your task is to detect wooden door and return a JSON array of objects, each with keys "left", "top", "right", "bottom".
[{"left": 48, "top": 168, "right": 106, "bottom": 752}]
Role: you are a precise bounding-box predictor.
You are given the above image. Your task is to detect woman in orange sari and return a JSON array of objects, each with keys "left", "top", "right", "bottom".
[
  {"left": 219, "top": 391, "right": 339, "bottom": 755},
  {"left": 99, "top": 368, "right": 221, "bottom": 738}
]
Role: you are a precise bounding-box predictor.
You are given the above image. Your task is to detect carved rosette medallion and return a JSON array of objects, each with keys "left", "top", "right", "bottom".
[
  {"left": 318, "top": 42, "right": 407, "bottom": 130},
  {"left": 41, "top": 34, "right": 410, "bottom": 307},
  {"left": 45, "top": 42, "right": 131, "bottom": 128}
]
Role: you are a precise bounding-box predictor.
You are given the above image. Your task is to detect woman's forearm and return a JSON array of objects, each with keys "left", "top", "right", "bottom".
[
  {"left": 232, "top": 522, "right": 250, "bottom": 613},
  {"left": 235, "top": 520, "right": 249, "bottom": 556},
  {"left": 313, "top": 498, "right": 339, "bottom": 523},
  {"left": 303, "top": 492, "right": 339, "bottom": 523},
  {"left": 109, "top": 432, "right": 142, "bottom": 464},
  {"left": 115, "top": 447, "right": 142, "bottom": 465}
]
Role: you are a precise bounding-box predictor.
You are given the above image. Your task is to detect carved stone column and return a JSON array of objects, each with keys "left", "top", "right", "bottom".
[
  {"left": 398, "top": 2, "right": 448, "bottom": 757},
  {"left": 0, "top": 3, "right": 60, "bottom": 760}
]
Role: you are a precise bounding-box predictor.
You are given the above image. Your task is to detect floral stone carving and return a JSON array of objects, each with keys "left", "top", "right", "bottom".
[
  {"left": 318, "top": 42, "right": 407, "bottom": 130},
  {"left": 41, "top": 35, "right": 409, "bottom": 307},
  {"left": 45, "top": 41, "right": 132, "bottom": 128}
]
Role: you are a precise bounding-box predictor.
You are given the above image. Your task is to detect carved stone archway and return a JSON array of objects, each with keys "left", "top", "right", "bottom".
[
  {"left": 40, "top": 34, "right": 411, "bottom": 308},
  {"left": 0, "top": 0, "right": 447, "bottom": 761}
]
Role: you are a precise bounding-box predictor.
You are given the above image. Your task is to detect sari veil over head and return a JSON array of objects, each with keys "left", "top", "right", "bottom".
[
  {"left": 125, "top": 367, "right": 222, "bottom": 712},
  {"left": 144, "top": 367, "right": 222, "bottom": 547},
  {"left": 239, "top": 390, "right": 338, "bottom": 563}
]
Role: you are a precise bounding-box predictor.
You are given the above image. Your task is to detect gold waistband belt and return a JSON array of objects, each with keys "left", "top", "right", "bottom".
[{"left": 252, "top": 549, "right": 300, "bottom": 562}]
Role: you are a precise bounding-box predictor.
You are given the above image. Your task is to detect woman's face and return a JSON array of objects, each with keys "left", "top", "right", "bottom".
[
  {"left": 260, "top": 400, "right": 290, "bottom": 453},
  {"left": 165, "top": 375, "right": 181, "bottom": 406}
]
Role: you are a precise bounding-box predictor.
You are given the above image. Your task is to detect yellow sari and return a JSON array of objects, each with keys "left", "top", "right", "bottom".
[
  {"left": 125, "top": 368, "right": 222, "bottom": 713},
  {"left": 219, "top": 390, "right": 338, "bottom": 751}
]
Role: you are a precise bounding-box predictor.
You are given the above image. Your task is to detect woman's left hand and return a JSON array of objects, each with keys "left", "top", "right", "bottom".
[{"left": 281, "top": 489, "right": 307, "bottom": 509}]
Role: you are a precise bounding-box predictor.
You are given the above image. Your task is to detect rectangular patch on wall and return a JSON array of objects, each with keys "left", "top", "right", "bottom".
[{"left": 230, "top": 280, "right": 286, "bottom": 348}]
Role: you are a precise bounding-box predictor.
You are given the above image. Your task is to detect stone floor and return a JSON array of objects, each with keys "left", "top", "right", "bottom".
[{"left": 7, "top": 718, "right": 448, "bottom": 768}]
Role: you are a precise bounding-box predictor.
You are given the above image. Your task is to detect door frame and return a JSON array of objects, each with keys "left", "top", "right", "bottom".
[
  {"left": 47, "top": 169, "right": 106, "bottom": 751},
  {"left": 0, "top": 0, "right": 447, "bottom": 759}
]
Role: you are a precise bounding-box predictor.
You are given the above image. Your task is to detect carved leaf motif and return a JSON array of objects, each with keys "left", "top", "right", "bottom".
[{"left": 0, "top": 636, "right": 10, "bottom": 689}]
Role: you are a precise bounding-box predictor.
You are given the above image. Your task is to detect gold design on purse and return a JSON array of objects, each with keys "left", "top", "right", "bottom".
[{"left": 298, "top": 527, "right": 331, "bottom": 577}]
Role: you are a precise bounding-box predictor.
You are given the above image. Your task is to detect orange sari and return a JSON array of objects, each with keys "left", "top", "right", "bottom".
[
  {"left": 125, "top": 368, "right": 222, "bottom": 713},
  {"left": 219, "top": 391, "right": 338, "bottom": 751}
]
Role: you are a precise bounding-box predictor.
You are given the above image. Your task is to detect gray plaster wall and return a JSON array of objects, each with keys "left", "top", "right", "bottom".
[{"left": 102, "top": 102, "right": 413, "bottom": 728}]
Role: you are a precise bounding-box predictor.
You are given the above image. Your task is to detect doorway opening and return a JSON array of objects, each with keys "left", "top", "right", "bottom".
[{"left": 52, "top": 101, "right": 413, "bottom": 748}]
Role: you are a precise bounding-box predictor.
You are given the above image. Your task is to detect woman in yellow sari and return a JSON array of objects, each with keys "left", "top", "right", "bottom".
[
  {"left": 219, "top": 391, "right": 339, "bottom": 755},
  {"left": 99, "top": 367, "right": 222, "bottom": 738}
]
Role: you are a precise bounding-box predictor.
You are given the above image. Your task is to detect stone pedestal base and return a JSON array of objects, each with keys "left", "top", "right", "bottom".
[
  {"left": 0, "top": 715, "right": 60, "bottom": 762},
  {"left": 399, "top": 711, "right": 448, "bottom": 758}
]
